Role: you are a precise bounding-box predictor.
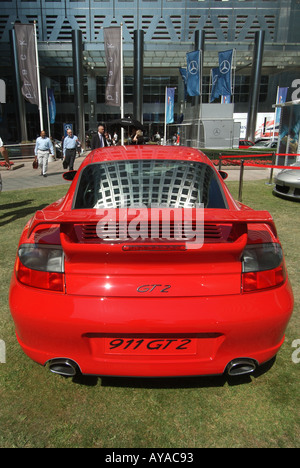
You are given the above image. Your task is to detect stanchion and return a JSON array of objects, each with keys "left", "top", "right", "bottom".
[
  {"left": 266, "top": 152, "right": 275, "bottom": 186},
  {"left": 238, "top": 159, "right": 244, "bottom": 202},
  {"left": 218, "top": 153, "right": 222, "bottom": 171}
]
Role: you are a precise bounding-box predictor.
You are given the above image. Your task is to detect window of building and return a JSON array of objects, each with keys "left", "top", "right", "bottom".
[{"left": 50, "top": 76, "right": 88, "bottom": 104}]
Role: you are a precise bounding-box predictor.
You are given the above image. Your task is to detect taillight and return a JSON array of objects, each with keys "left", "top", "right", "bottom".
[
  {"left": 16, "top": 244, "right": 65, "bottom": 292},
  {"left": 242, "top": 243, "right": 286, "bottom": 293}
]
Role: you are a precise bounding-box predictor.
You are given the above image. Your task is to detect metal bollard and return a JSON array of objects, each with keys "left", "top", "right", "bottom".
[{"left": 238, "top": 159, "right": 245, "bottom": 202}]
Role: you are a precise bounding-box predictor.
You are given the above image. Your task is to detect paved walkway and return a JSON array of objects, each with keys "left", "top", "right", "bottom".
[
  {"left": 0, "top": 152, "right": 275, "bottom": 192},
  {"left": 0, "top": 155, "right": 86, "bottom": 192}
]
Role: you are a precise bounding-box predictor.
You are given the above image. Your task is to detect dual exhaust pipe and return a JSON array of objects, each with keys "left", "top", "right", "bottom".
[{"left": 47, "top": 357, "right": 257, "bottom": 378}]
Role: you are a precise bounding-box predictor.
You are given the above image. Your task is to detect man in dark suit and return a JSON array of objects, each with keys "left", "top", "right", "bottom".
[{"left": 91, "top": 124, "right": 108, "bottom": 150}]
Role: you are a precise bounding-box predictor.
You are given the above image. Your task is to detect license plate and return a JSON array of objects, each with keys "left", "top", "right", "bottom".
[{"left": 104, "top": 337, "right": 197, "bottom": 355}]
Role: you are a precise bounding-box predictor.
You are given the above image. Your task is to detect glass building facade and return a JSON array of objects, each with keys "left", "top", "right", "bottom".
[{"left": 0, "top": 0, "right": 299, "bottom": 142}]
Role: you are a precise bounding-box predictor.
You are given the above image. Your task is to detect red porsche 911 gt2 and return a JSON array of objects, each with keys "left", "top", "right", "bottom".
[{"left": 9, "top": 146, "right": 294, "bottom": 378}]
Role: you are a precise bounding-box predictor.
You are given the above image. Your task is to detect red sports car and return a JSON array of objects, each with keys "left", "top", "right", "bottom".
[{"left": 9, "top": 146, "right": 294, "bottom": 378}]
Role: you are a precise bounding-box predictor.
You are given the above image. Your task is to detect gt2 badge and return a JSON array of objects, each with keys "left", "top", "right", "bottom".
[{"left": 137, "top": 284, "right": 171, "bottom": 293}]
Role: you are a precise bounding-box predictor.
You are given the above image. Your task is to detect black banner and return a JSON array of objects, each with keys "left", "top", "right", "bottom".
[
  {"left": 14, "top": 23, "right": 39, "bottom": 106},
  {"left": 104, "top": 27, "right": 121, "bottom": 107}
]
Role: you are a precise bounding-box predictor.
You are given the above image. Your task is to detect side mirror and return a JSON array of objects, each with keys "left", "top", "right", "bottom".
[
  {"left": 63, "top": 170, "right": 77, "bottom": 181},
  {"left": 219, "top": 170, "right": 228, "bottom": 180}
]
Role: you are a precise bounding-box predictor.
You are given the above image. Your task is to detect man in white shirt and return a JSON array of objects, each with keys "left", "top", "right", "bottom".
[
  {"left": 34, "top": 130, "right": 54, "bottom": 177},
  {"left": 0, "top": 136, "right": 11, "bottom": 169},
  {"left": 63, "top": 128, "right": 80, "bottom": 170}
]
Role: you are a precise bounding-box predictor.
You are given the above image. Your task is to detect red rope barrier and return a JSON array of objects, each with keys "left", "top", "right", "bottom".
[
  {"left": 219, "top": 153, "right": 273, "bottom": 159},
  {"left": 244, "top": 162, "right": 300, "bottom": 170},
  {"left": 275, "top": 153, "right": 300, "bottom": 157}
]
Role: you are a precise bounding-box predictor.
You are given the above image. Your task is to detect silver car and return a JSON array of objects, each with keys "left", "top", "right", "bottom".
[{"left": 273, "top": 162, "right": 300, "bottom": 201}]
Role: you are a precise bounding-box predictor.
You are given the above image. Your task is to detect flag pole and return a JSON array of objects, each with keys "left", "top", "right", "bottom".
[
  {"left": 34, "top": 20, "right": 43, "bottom": 132},
  {"left": 120, "top": 23, "right": 124, "bottom": 146},
  {"left": 46, "top": 88, "right": 51, "bottom": 138},
  {"left": 197, "top": 49, "right": 202, "bottom": 148}
]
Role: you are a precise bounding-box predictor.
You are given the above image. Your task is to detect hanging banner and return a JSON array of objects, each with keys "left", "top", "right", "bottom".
[
  {"left": 186, "top": 50, "right": 201, "bottom": 97},
  {"left": 47, "top": 88, "right": 56, "bottom": 124},
  {"left": 274, "top": 87, "right": 288, "bottom": 134},
  {"left": 218, "top": 49, "right": 233, "bottom": 96},
  {"left": 166, "top": 87, "right": 175, "bottom": 124},
  {"left": 179, "top": 67, "right": 187, "bottom": 101},
  {"left": 14, "top": 23, "right": 39, "bottom": 106},
  {"left": 104, "top": 27, "right": 121, "bottom": 107},
  {"left": 210, "top": 68, "right": 222, "bottom": 102}
]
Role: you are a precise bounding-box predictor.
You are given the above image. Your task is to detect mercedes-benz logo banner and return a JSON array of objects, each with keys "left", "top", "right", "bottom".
[
  {"left": 186, "top": 50, "right": 201, "bottom": 97},
  {"left": 210, "top": 49, "right": 233, "bottom": 102},
  {"left": 218, "top": 49, "right": 233, "bottom": 96}
]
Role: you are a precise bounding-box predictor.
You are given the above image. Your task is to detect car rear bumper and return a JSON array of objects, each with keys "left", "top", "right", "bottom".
[{"left": 9, "top": 274, "right": 294, "bottom": 377}]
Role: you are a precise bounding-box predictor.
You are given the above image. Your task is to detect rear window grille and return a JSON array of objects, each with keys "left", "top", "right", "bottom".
[{"left": 74, "top": 160, "right": 226, "bottom": 209}]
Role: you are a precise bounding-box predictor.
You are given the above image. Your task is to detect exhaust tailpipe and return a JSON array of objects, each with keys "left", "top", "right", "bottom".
[
  {"left": 48, "top": 359, "right": 79, "bottom": 377},
  {"left": 226, "top": 358, "right": 257, "bottom": 376}
]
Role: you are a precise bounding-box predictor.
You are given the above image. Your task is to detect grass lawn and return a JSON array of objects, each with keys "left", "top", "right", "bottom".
[{"left": 0, "top": 181, "right": 299, "bottom": 448}]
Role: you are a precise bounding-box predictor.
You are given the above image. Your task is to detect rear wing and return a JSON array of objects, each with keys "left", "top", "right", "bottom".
[{"left": 28, "top": 208, "right": 277, "bottom": 237}]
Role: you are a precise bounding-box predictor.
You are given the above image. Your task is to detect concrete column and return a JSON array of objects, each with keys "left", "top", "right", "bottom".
[
  {"left": 246, "top": 30, "right": 265, "bottom": 142},
  {"left": 72, "top": 29, "right": 85, "bottom": 148},
  {"left": 133, "top": 30, "right": 144, "bottom": 123}
]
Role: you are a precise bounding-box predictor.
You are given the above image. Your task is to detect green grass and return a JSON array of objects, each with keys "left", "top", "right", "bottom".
[{"left": 0, "top": 182, "right": 299, "bottom": 448}]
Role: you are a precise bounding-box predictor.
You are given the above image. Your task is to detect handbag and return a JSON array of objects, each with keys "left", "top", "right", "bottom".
[{"left": 32, "top": 158, "right": 38, "bottom": 169}]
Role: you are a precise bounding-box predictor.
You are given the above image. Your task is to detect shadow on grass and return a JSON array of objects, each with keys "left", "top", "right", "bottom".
[
  {"left": 0, "top": 201, "right": 47, "bottom": 227},
  {"left": 70, "top": 357, "right": 276, "bottom": 389},
  {"left": 0, "top": 199, "right": 34, "bottom": 211}
]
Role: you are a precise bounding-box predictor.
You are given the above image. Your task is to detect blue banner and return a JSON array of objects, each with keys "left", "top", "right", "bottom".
[
  {"left": 166, "top": 87, "right": 175, "bottom": 124},
  {"left": 275, "top": 87, "right": 288, "bottom": 128},
  {"left": 47, "top": 88, "right": 56, "bottom": 124},
  {"left": 63, "top": 123, "right": 73, "bottom": 137},
  {"left": 218, "top": 49, "right": 233, "bottom": 96},
  {"left": 186, "top": 50, "right": 201, "bottom": 97},
  {"left": 210, "top": 68, "right": 222, "bottom": 102}
]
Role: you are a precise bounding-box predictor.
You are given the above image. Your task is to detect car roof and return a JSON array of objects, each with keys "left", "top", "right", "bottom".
[{"left": 83, "top": 145, "right": 212, "bottom": 168}]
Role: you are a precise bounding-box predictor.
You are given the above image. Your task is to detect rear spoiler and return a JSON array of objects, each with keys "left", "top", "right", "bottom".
[{"left": 28, "top": 208, "right": 277, "bottom": 238}]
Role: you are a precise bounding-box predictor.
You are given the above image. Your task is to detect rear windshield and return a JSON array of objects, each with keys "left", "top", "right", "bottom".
[{"left": 74, "top": 160, "right": 227, "bottom": 209}]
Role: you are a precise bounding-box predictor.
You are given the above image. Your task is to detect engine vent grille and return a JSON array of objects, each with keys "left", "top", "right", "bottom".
[{"left": 77, "top": 222, "right": 232, "bottom": 244}]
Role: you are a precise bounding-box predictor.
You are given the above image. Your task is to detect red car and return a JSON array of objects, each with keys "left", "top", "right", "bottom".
[
  {"left": 239, "top": 140, "right": 254, "bottom": 149},
  {"left": 9, "top": 146, "right": 293, "bottom": 378}
]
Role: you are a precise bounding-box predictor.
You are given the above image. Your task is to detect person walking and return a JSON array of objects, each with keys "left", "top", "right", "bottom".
[
  {"left": 63, "top": 128, "right": 80, "bottom": 170},
  {"left": 0, "top": 136, "right": 12, "bottom": 169},
  {"left": 34, "top": 130, "right": 54, "bottom": 177},
  {"left": 91, "top": 124, "right": 107, "bottom": 150}
]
